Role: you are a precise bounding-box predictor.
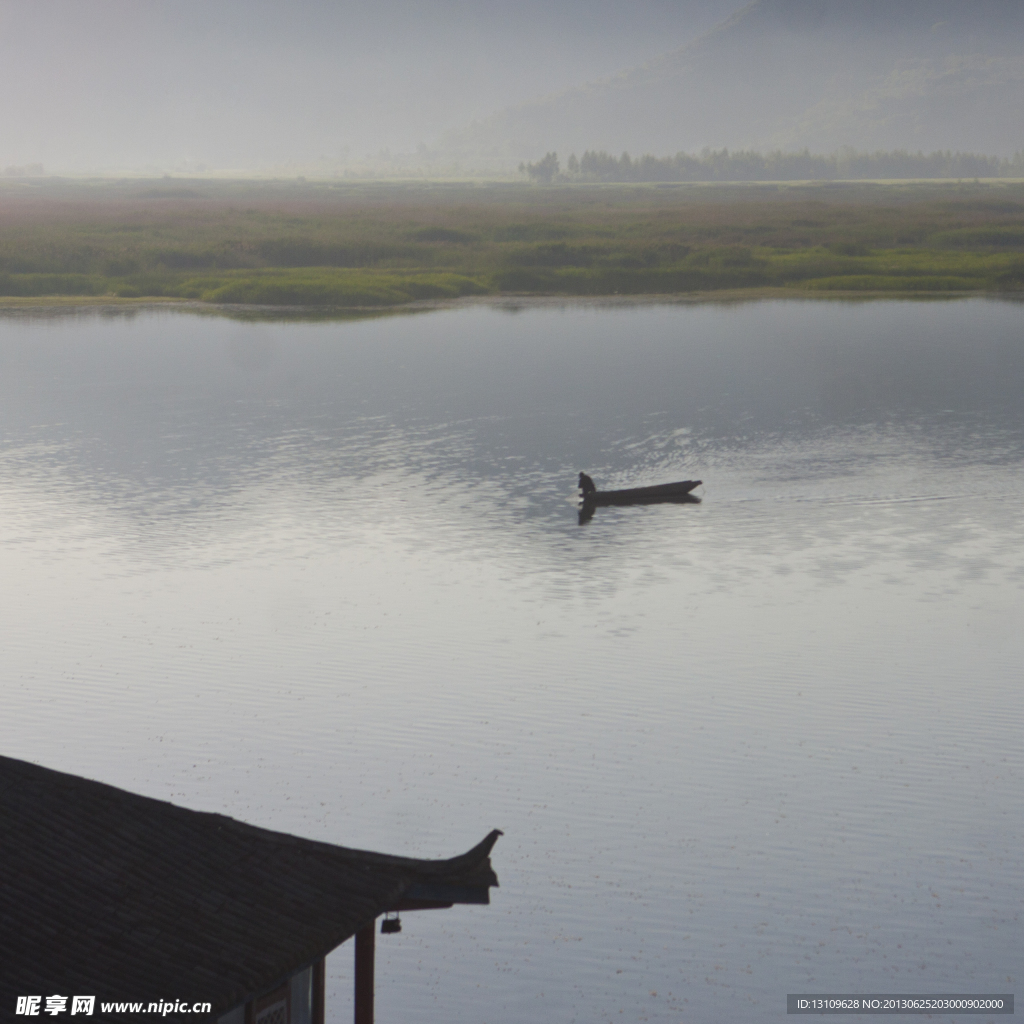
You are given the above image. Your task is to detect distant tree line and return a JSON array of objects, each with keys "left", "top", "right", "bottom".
[{"left": 519, "top": 148, "right": 1024, "bottom": 183}]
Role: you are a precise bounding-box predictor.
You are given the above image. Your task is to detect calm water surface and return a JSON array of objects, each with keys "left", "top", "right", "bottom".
[{"left": 1, "top": 299, "right": 1022, "bottom": 1023}]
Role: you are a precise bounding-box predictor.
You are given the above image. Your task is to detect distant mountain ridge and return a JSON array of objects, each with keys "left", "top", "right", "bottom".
[{"left": 440, "top": 0, "right": 1024, "bottom": 168}]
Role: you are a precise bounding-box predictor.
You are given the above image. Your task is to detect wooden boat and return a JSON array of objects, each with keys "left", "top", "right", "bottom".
[{"left": 582, "top": 479, "right": 702, "bottom": 506}]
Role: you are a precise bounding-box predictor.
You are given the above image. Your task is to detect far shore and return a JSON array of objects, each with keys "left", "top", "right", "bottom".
[{"left": 2, "top": 179, "right": 1021, "bottom": 309}]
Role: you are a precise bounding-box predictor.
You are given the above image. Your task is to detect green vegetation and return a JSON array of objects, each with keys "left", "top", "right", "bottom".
[{"left": 1, "top": 178, "right": 1023, "bottom": 308}]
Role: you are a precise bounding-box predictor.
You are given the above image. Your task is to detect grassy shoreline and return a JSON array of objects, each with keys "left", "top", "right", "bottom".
[{"left": 2, "top": 178, "right": 1022, "bottom": 308}]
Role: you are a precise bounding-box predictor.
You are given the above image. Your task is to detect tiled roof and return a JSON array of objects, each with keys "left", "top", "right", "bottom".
[{"left": 0, "top": 755, "right": 500, "bottom": 1018}]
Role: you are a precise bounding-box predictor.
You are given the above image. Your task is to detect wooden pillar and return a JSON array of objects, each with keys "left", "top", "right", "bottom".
[
  {"left": 354, "top": 922, "right": 376, "bottom": 1024},
  {"left": 312, "top": 958, "right": 326, "bottom": 1024}
]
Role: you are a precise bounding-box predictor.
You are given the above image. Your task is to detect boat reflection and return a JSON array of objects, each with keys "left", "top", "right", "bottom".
[{"left": 578, "top": 491, "right": 701, "bottom": 524}]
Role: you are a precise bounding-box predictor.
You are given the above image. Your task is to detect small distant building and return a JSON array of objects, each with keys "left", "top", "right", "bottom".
[{"left": 0, "top": 755, "right": 501, "bottom": 1023}]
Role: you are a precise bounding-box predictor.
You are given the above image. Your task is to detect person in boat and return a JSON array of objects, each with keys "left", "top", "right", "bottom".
[{"left": 578, "top": 472, "right": 596, "bottom": 495}]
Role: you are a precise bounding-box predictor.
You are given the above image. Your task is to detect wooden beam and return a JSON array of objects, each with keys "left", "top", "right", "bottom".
[
  {"left": 312, "top": 958, "right": 325, "bottom": 1024},
  {"left": 354, "top": 923, "right": 375, "bottom": 1024},
  {"left": 388, "top": 899, "right": 454, "bottom": 911}
]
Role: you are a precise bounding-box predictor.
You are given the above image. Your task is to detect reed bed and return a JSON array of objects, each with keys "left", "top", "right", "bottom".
[{"left": 2, "top": 178, "right": 1022, "bottom": 306}]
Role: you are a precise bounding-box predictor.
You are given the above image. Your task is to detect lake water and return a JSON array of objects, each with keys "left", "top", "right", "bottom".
[{"left": 1, "top": 298, "right": 1022, "bottom": 1023}]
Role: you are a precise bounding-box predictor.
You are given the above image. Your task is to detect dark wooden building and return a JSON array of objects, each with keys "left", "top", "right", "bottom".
[{"left": 1, "top": 755, "right": 500, "bottom": 1023}]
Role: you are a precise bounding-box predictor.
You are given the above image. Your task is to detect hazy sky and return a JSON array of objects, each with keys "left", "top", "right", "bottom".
[{"left": 0, "top": 0, "right": 743, "bottom": 173}]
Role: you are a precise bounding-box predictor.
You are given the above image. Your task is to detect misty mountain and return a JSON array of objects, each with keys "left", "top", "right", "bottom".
[{"left": 440, "top": 0, "right": 1024, "bottom": 168}]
